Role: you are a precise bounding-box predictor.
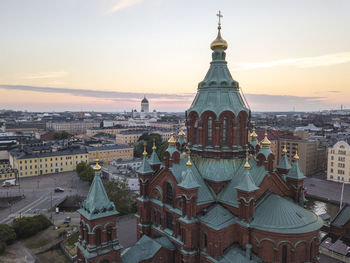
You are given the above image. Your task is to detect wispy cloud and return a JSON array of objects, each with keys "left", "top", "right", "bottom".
[
  {"left": 0, "top": 84, "right": 330, "bottom": 111},
  {"left": 21, "top": 71, "right": 69, "bottom": 79},
  {"left": 233, "top": 52, "right": 350, "bottom": 71},
  {"left": 107, "top": 0, "right": 143, "bottom": 13},
  {"left": 328, "top": 90, "right": 341, "bottom": 93}
]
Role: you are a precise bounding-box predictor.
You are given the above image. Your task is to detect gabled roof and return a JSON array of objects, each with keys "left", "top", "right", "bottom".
[
  {"left": 121, "top": 235, "right": 175, "bottom": 263},
  {"left": 178, "top": 167, "right": 200, "bottom": 189},
  {"left": 332, "top": 204, "right": 350, "bottom": 227},
  {"left": 149, "top": 150, "right": 161, "bottom": 166},
  {"left": 276, "top": 154, "right": 291, "bottom": 170},
  {"left": 137, "top": 157, "right": 153, "bottom": 174},
  {"left": 199, "top": 204, "right": 236, "bottom": 230},
  {"left": 257, "top": 146, "right": 272, "bottom": 160},
  {"left": 78, "top": 173, "right": 117, "bottom": 220},
  {"left": 287, "top": 160, "right": 305, "bottom": 180},
  {"left": 235, "top": 169, "right": 259, "bottom": 192},
  {"left": 251, "top": 192, "right": 322, "bottom": 234},
  {"left": 170, "top": 158, "right": 215, "bottom": 205}
]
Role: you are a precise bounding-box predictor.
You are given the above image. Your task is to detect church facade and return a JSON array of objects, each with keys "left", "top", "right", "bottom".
[{"left": 76, "top": 17, "right": 322, "bottom": 263}]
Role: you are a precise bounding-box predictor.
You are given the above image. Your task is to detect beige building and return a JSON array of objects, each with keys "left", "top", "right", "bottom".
[
  {"left": 115, "top": 130, "right": 172, "bottom": 145},
  {"left": 86, "top": 127, "right": 128, "bottom": 137},
  {"left": 327, "top": 141, "right": 350, "bottom": 183},
  {"left": 87, "top": 145, "right": 133, "bottom": 165},
  {"left": 0, "top": 160, "right": 16, "bottom": 180},
  {"left": 277, "top": 138, "right": 327, "bottom": 176},
  {"left": 9, "top": 148, "right": 88, "bottom": 178},
  {"left": 47, "top": 122, "right": 99, "bottom": 134}
]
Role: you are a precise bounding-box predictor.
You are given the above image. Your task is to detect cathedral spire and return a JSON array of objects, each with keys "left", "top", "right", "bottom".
[{"left": 211, "top": 11, "right": 228, "bottom": 51}]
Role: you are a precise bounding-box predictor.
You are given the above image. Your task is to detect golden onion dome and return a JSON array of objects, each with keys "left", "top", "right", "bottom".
[
  {"left": 186, "top": 150, "right": 192, "bottom": 167},
  {"left": 168, "top": 132, "right": 177, "bottom": 146},
  {"left": 294, "top": 147, "right": 300, "bottom": 161},
  {"left": 260, "top": 127, "right": 271, "bottom": 147},
  {"left": 250, "top": 125, "right": 258, "bottom": 139},
  {"left": 93, "top": 159, "right": 101, "bottom": 172},
  {"left": 210, "top": 25, "right": 228, "bottom": 51},
  {"left": 282, "top": 142, "right": 287, "bottom": 154},
  {"left": 142, "top": 142, "right": 148, "bottom": 157},
  {"left": 178, "top": 128, "right": 186, "bottom": 137},
  {"left": 152, "top": 138, "right": 156, "bottom": 151}
]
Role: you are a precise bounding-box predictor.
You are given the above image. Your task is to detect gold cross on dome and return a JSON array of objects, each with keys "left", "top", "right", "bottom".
[{"left": 217, "top": 11, "right": 223, "bottom": 26}]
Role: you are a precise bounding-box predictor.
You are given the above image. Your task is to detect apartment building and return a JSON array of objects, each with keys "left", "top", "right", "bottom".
[
  {"left": 327, "top": 141, "right": 350, "bottom": 183},
  {"left": 0, "top": 160, "right": 16, "bottom": 180},
  {"left": 86, "top": 127, "right": 128, "bottom": 137},
  {"left": 9, "top": 148, "right": 88, "bottom": 178},
  {"left": 87, "top": 145, "right": 133, "bottom": 165},
  {"left": 277, "top": 138, "right": 327, "bottom": 176},
  {"left": 47, "top": 122, "right": 99, "bottom": 134}
]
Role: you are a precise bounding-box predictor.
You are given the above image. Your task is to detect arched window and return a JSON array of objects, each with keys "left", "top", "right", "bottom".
[
  {"left": 166, "top": 212, "right": 173, "bottom": 230},
  {"left": 236, "top": 117, "right": 241, "bottom": 146},
  {"left": 223, "top": 117, "right": 228, "bottom": 145},
  {"left": 153, "top": 209, "right": 157, "bottom": 225},
  {"left": 107, "top": 226, "right": 112, "bottom": 242},
  {"left": 207, "top": 117, "right": 212, "bottom": 145},
  {"left": 282, "top": 245, "right": 287, "bottom": 263},
  {"left": 95, "top": 228, "right": 101, "bottom": 246},
  {"left": 194, "top": 120, "right": 199, "bottom": 145},
  {"left": 166, "top": 183, "right": 173, "bottom": 205},
  {"left": 204, "top": 233, "right": 208, "bottom": 249}
]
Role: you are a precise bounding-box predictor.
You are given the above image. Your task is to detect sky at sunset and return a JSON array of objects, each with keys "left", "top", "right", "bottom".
[{"left": 0, "top": 0, "right": 349, "bottom": 112}]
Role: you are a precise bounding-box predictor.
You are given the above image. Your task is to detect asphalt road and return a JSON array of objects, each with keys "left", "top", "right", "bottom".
[{"left": 0, "top": 171, "right": 90, "bottom": 224}]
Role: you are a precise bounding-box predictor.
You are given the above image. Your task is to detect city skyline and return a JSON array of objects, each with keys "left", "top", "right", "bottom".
[{"left": 1, "top": 0, "right": 349, "bottom": 112}]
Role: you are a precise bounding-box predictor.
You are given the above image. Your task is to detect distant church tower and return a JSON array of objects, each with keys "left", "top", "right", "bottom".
[{"left": 141, "top": 96, "right": 149, "bottom": 113}]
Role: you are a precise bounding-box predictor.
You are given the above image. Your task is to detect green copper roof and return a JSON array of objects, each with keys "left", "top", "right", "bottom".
[
  {"left": 178, "top": 136, "right": 187, "bottom": 146},
  {"left": 257, "top": 146, "right": 272, "bottom": 160},
  {"left": 251, "top": 192, "right": 323, "bottom": 234},
  {"left": 121, "top": 235, "right": 161, "bottom": 263},
  {"left": 199, "top": 204, "right": 236, "bottom": 230},
  {"left": 149, "top": 150, "right": 161, "bottom": 166},
  {"left": 249, "top": 138, "right": 259, "bottom": 149},
  {"left": 166, "top": 144, "right": 179, "bottom": 158},
  {"left": 170, "top": 158, "right": 215, "bottom": 205},
  {"left": 78, "top": 172, "right": 118, "bottom": 220},
  {"left": 178, "top": 167, "right": 200, "bottom": 189},
  {"left": 187, "top": 50, "right": 249, "bottom": 117},
  {"left": 235, "top": 169, "right": 259, "bottom": 192},
  {"left": 219, "top": 245, "right": 260, "bottom": 263},
  {"left": 137, "top": 156, "right": 153, "bottom": 174},
  {"left": 276, "top": 154, "right": 291, "bottom": 170},
  {"left": 332, "top": 204, "right": 350, "bottom": 227},
  {"left": 287, "top": 160, "right": 306, "bottom": 180}
]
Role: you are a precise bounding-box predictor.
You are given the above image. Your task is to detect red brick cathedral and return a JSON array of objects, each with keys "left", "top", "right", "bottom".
[{"left": 76, "top": 15, "right": 322, "bottom": 263}]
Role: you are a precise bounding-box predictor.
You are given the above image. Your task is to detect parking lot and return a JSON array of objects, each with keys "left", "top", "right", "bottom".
[{"left": 0, "top": 171, "right": 90, "bottom": 224}]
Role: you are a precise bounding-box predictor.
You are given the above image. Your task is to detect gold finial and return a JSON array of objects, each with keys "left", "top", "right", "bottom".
[
  {"left": 260, "top": 126, "right": 271, "bottom": 147},
  {"left": 178, "top": 127, "right": 185, "bottom": 137},
  {"left": 186, "top": 149, "right": 192, "bottom": 167},
  {"left": 250, "top": 123, "right": 258, "bottom": 139},
  {"left": 168, "top": 125, "right": 177, "bottom": 146},
  {"left": 93, "top": 159, "right": 101, "bottom": 172},
  {"left": 282, "top": 141, "right": 287, "bottom": 154},
  {"left": 152, "top": 138, "right": 156, "bottom": 151},
  {"left": 143, "top": 141, "right": 147, "bottom": 157},
  {"left": 244, "top": 150, "right": 250, "bottom": 169},
  {"left": 210, "top": 11, "right": 228, "bottom": 51},
  {"left": 294, "top": 146, "right": 300, "bottom": 160}
]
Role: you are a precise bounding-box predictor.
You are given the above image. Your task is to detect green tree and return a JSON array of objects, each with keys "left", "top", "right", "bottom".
[
  {"left": 53, "top": 130, "right": 70, "bottom": 140},
  {"left": 134, "top": 133, "right": 163, "bottom": 158},
  {"left": 104, "top": 179, "right": 136, "bottom": 216},
  {"left": 0, "top": 224, "right": 16, "bottom": 245},
  {"left": 76, "top": 161, "right": 94, "bottom": 183},
  {"left": 13, "top": 215, "right": 51, "bottom": 239}
]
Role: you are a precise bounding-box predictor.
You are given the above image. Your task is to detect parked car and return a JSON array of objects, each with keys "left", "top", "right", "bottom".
[
  {"left": 63, "top": 217, "right": 71, "bottom": 224},
  {"left": 2, "top": 179, "right": 16, "bottom": 187},
  {"left": 54, "top": 187, "right": 65, "bottom": 192}
]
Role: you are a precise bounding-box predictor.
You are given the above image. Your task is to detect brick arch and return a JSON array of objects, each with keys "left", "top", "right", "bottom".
[
  {"left": 237, "top": 110, "right": 249, "bottom": 146},
  {"left": 276, "top": 241, "right": 294, "bottom": 263},
  {"left": 187, "top": 111, "right": 199, "bottom": 146},
  {"left": 163, "top": 179, "right": 176, "bottom": 206},
  {"left": 295, "top": 240, "right": 308, "bottom": 262},
  {"left": 151, "top": 186, "right": 163, "bottom": 200},
  {"left": 259, "top": 239, "right": 277, "bottom": 262},
  {"left": 200, "top": 111, "right": 217, "bottom": 147}
]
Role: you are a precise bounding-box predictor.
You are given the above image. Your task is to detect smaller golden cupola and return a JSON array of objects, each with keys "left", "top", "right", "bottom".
[
  {"left": 294, "top": 146, "right": 300, "bottom": 161},
  {"left": 178, "top": 127, "right": 185, "bottom": 137},
  {"left": 244, "top": 151, "right": 251, "bottom": 169},
  {"left": 250, "top": 124, "right": 258, "bottom": 139},
  {"left": 93, "top": 159, "right": 101, "bottom": 172},
  {"left": 260, "top": 126, "right": 271, "bottom": 147},
  {"left": 210, "top": 11, "right": 228, "bottom": 51},
  {"left": 168, "top": 126, "right": 177, "bottom": 146}
]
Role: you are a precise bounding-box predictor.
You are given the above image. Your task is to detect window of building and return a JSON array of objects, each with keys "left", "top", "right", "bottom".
[
  {"left": 331, "top": 156, "right": 334, "bottom": 160},
  {"left": 331, "top": 168, "right": 334, "bottom": 173},
  {"left": 282, "top": 245, "right": 287, "bottom": 263},
  {"left": 222, "top": 117, "right": 228, "bottom": 145},
  {"left": 166, "top": 183, "right": 173, "bottom": 205},
  {"left": 338, "top": 170, "right": 345, "bottom": 175},
  {"left": 207, "top": 117, "right": 212, "bottom": 145},
  {"left": 95, "top": 229, "right": 101, "bottom": 246},
  {"left": 204, "top": 233, "right": 208, "bottom": 249},
  {"left": 166, "top": 212, "right": 173, "bottom": 231},
  {"left": 107, "top": 226, "right": 113, "bottom": 241},
  {"left": 331, "top": 162, "right": 334, "bottom": 167}
]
